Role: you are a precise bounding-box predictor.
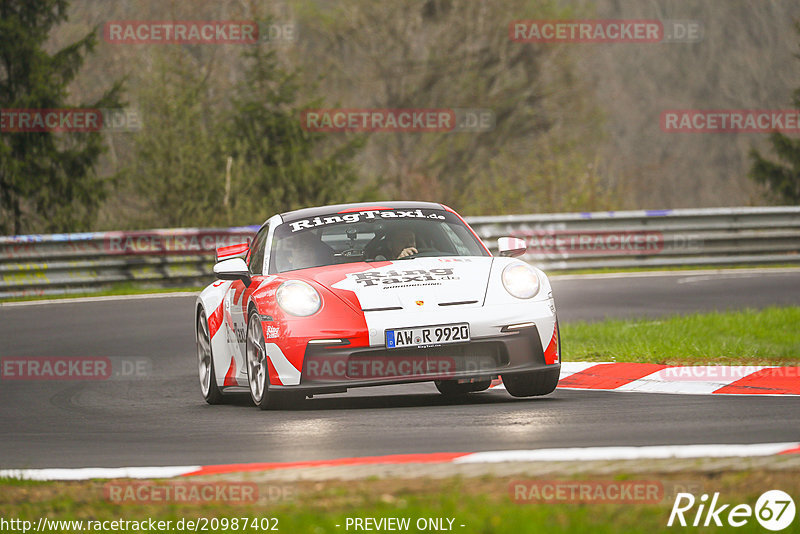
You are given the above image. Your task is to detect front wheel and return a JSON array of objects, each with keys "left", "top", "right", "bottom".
[
  {"left": 502, "top": 367, "right": 560, "bottom": 397},
  {"left": 197, "top": 309, "right": 224, "bottom": 404},
  {"left": 246, "top": 310, "right": 272, "bottom": 409}
]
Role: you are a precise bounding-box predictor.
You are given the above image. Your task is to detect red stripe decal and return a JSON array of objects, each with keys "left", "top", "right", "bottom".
[
  {"left": 223, "top": 357, "right": 237, "bottom": 386},
  {"left": 216, "top": 242, "right": 249, "bottom": 261},
  {"left": 558, "top": 363, "right": 668, "bottom": 390},
  {"left": 232, "top": 281, "right": 246, "bottom": 307},
  {"left": 181, "top": 452, "right": 471, "bottom": 477},
  {"left": 207, "top": 302, "right": 224, "bottom": 339},
  {"left": 338, "top": 206, "right": 392, "bottom": 213},
  {"left": 543, "top": 323, "right": 558, "bottom": 365},
  {"left": 713, "top": 367, "right": 800, "bottom": 395},
  {"left": 266, "top": 352, "right": 282, "bottom": 387},
  {"left": 779, "top": 446, "right": 800, "bottom": 455}
]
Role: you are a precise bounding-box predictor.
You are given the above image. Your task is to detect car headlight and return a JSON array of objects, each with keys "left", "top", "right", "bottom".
[
  {"left": 276, "top": 280, "right": 322, "bottom": 316},
  {"left": 502, "top": 263, "right": 540, "bottom": 299}
]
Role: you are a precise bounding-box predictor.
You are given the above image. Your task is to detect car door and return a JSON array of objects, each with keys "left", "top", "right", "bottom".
[{"left": 222, "top": 224, "right": 269, "bottom": 385}]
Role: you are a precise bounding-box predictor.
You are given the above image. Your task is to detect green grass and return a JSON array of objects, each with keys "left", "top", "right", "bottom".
[
  {"left": 562, "top": 307, "right": 800, "bottom": 365},
  {"left": 1, "top": 470, "right": 797, "bottom": 533}
]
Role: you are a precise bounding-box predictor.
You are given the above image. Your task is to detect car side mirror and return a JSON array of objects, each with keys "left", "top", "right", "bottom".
[
  {"left": 215, "top": 242, "right": 249, "bottom": 262},
  {"left": 213, "top": 257, "right": 251, "bottom": 285},
  {"left": 497, "top": 237, "right": 527, "bottom": 257}
]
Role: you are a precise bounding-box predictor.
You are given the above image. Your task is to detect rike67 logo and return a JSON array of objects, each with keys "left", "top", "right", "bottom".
[{"left": 668, "top": 490, "right": 795, "bottom": 531}]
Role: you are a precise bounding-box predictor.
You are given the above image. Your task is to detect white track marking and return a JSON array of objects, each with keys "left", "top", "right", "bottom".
[
  {"left": 615, "top": 365, "right": 770, "bottom": 395},
  {"left": 0, "top": 291, "right": 199, "bottom": 307},
  {"left": 0, "top": 466, "right": 200, "bottom": 481},
  {"left": 454, "top": 443, "right": 800, "bottom": 463},
  {"left": 4, "top": 442, "right": 798, "bottom": 480}
]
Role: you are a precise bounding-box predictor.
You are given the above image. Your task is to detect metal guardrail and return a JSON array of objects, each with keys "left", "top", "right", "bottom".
[
  {"left": 1, "top": 207, "right": 798, "bottom": 299},
  {"left": 0, "top": 227, "right": 258, "bottom": 299},
  {"left": 470, "top": 206, "right": 800, "bottom": 271}
]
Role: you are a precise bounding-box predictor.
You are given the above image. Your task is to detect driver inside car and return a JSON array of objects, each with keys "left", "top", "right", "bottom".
[
  {"left": 283, "top": 231, "right": 332, "bottom": 270},
  {"left": 387, "top": 227, "right": 418, "bottom": 259}
]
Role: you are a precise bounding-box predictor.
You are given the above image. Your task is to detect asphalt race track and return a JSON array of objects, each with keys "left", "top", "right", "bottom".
[{"left": 1, "top": 269, "right": 799, "bottom": 469}]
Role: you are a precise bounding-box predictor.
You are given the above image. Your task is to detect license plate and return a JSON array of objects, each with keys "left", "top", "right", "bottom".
[{"left": 386, "top": 323, "right": 470, "bottom": 349}]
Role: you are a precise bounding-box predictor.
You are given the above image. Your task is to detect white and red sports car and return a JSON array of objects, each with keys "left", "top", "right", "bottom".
[{"left": 196, "top": 201, "right": 560, "bottom": 409}]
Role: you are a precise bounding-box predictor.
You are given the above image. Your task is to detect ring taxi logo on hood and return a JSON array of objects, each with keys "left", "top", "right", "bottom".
[
  {"left": 288, "top": 209, "right": 445, "bottom": 232},
  {"left": 350, "top": 268, "right": 458, "bottom": 287}
]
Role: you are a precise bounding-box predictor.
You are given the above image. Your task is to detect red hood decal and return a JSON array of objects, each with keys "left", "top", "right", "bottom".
[{"left": 287, "top": 262, "right": 392, "bottom": 313}]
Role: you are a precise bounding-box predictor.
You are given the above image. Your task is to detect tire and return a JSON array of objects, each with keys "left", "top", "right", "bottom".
[
  {"left": 502, "top": 367, "right": 560, "bottom": 397},
  {"left": 197, "top": 309, "right": 224, "bottom": 405},
  {"left": 246, "top": 309, "right": 272, "bottom": 410},
  {"left": 245, "top": 309, "right": 305, "bottom": 410},
  {"left": 435, "top": 379, "right": 492, "bottom": 396}
]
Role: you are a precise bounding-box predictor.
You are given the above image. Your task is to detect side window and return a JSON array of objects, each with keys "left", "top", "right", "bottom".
[
  {"left": 441, "top": 223, "right": 470, "bottom": 255},
  {"left": 248, "top": 225, "right": 269, "bottom": 275}
]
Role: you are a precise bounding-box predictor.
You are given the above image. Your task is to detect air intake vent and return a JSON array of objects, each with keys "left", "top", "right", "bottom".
[{"left": 438, "top": 300, "right": 479, "bottom": 307}]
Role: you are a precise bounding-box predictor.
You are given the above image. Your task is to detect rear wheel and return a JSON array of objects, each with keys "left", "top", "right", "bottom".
[
  {"left": 197, "top": 309, "right": 224, "bottom": 404},
  {"left": 434, "top": 379, "right": 492, "bottom": 396},
  {"left": 502, "top": 367, "right": 560, "bottom": 397}
]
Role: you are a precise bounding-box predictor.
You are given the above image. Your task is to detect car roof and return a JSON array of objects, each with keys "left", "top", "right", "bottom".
[{"left": 278, "top": 201, "right": 446, "bottom": 223}]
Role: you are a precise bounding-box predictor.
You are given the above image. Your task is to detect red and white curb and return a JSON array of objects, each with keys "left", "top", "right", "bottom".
[
  {"left": 2, "top": 443, "right": 799, "bottom": 481},
  {"left": 492, "top": 362, "right": 800, "bottom": 395}
]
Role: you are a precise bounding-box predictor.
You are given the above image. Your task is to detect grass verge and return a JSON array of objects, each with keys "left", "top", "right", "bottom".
[
  {"left": 1, "top": 469, "right": 797, "bottom": 533},
  {"left": 562, "top": 306, "right": 800, "bottom": 365}
]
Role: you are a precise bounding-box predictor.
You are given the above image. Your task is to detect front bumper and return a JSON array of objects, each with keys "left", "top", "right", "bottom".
[{"left": 270, "top": 324, "right": 559, "bottom": 394}]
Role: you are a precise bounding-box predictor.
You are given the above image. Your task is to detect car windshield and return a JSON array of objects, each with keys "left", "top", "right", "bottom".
[{"left": 269, "top": 208, "right": 489, "bottom": 273}]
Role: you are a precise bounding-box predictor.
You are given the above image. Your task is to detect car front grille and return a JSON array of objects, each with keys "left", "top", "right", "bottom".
[{"left": 346, "top": 341, "right": 509, "bottom": 377}]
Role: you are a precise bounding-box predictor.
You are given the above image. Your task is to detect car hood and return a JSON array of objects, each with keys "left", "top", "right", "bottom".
[{"left": 321, "top": 256, "right": 494, "bottom": 312}]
